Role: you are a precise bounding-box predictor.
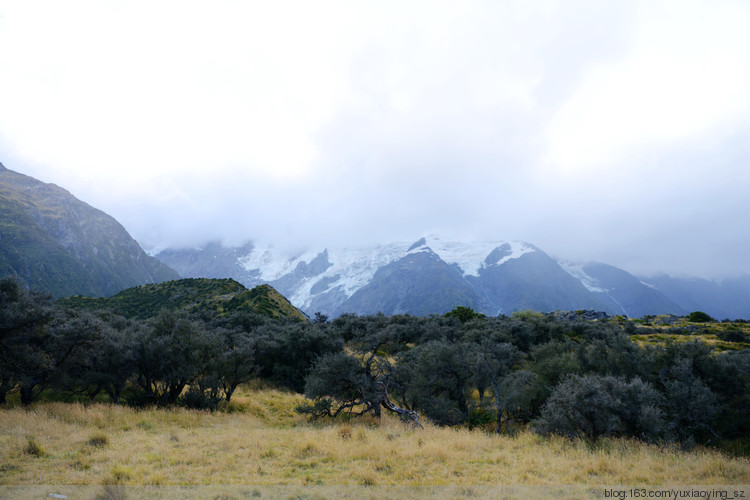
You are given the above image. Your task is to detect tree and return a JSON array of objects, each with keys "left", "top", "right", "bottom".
[
  {"left": 494, "top": 370, "right": 547, "bottom": 427},
  {"left": 312, "top": 312, "right": 328, "bottom": 324},
  {"left": 0, "top": 276, "right": 53, "bottom": 404},
  {"left": 298, "top": 346, "right": 422, "bottom": 427},
  {"left": 132, "top": 310, "right": 220, "bottom": 406},
  {"left": 527, "top": 339, "right": 583, "bottom": 386},
  {"left": 688, "top": 311, "right": 714, "bottom": 323},
  {"left": 59, "top": 314, "right": 140, "bottom": 404},
  {"left": 661, "top": 357, "right": 720, "bottom": 444},
  {"left": 213, "top": 328, "right": 259, "bottom": 402},
  {"left": 394, "top": 340, "right": 474, "bottom": 425},
  {"left": 533, "top": 374, "right": 666, "bottom": 442},
  {"left": 9, "top": 303, "right": 98, "bottom": 405},
  {"left": 444, "top": 306, "right": 485, "bottom": 323},
  {"left": 469, "top": 339, "right": 521, "bottom": 433},
  {"left": 256, "top": 321, "right": 343, "bottom": 392}
]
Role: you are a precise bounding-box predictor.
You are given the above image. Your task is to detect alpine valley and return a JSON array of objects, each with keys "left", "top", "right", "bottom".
[{"left": 155, "top": 237, "right": 750, "bottom": 320}]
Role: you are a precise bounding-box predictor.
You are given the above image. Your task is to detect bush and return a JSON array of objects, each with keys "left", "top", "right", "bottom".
[
  {"left": 688, "top": 311, "right": 714, "bottom": 323},
  {"left": 467, "top": 408, "right": 495, "bottom": 430},
  {"left": 179, "top": 378, "right": 224, "bottom": 411},
  {"left": 24, "top": 436, "right": 46, "bottom": 457},
  {"left": 533, "top": 374, "right": 666, "bottom": 442},
  {"left": 662, "top": 357, "right": 720, "bottom": 443},
  {"left": 87, "top": 432, "right": 109, "bottom": 448},
  {"left": 717, "top": 330, "right": 748, "bottom": 343}
]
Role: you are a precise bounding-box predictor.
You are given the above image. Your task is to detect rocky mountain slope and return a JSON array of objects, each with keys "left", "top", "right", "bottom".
[
  {"left": 156, "top": 235, "right": 744, "bottom": 319},
  {"left": 0, "top": 163, "right": 179, "bottom": 297}
]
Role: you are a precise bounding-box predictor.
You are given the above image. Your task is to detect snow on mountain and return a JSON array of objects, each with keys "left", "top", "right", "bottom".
[
  {"left": 156, "top": 235, "right": 738, "bottom": 318},
  {"left": 237, "top": 244, "right": 322, "bottom": 282},
  {"left": 559, "top": 262, "right": 607, "bottom": 293},
  {"left": 410, "top": 235, "right": 535, "bottom": 277},
  {"left": 230, "top": 236, "right": 541, "bottom": 311}
]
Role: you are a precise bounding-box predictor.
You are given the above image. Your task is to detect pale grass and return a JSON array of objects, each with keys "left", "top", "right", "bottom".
[{"left": 1, "top": 388, "right": 748, "bottom": 486}]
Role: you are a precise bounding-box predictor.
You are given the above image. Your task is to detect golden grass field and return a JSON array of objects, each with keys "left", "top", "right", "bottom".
[{"left": 1, "top": 386, "right": 749, "bottom": 499}]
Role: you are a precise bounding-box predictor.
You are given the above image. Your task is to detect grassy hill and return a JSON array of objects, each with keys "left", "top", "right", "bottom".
[{"left": 55, "top": 278, "right": 307, "bottom": 321}]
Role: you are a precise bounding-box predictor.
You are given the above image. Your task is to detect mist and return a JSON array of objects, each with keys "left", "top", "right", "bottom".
[{"left": 1, "top": 0, "right": 749, "bottom": 279}]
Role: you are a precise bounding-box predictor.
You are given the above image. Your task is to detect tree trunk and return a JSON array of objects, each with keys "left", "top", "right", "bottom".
[
  {"left": 20, "top": 384, "right": 36, "bottom": 406},
  {"left": 373, "top": 402, "right": 382, "bottom": 420},
  {"left": 493, "top": 378, "right": 503, "bottom": 434},
  {"left": 0, "top": 378, "right": 12, "bottom": 405}
]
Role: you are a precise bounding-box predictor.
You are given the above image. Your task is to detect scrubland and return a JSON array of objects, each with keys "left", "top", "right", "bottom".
[{"left": 1, "top": 387, "right": 748, "bottom": 494}]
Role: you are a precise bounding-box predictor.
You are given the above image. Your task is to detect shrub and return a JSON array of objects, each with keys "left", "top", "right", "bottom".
[
  {"left": 467, "top": 408, "right": 495, "bottom": 430},
  {"left": 717, "top": 330, "right": 748, "bottom": 343},
  {"left": 533, "top": 374, "right": 666, "bottom": 442},
  {"left": 24, "top": 436, "right": 46, "bottom": 457},
  {"left": 444, "top": 306, "right": 485, "bottom": 323},
  {"left": 87, "top": 432, "right": 109, "bottom": 448},
  {"left": 179, "top": 380, "right": 223, "bottom": 411},
  {"left": 688, "top": 311, "right": 714, "bottom": 323},
  {"left": 662, "top": 357, "right": 720, "bottom": 443}
]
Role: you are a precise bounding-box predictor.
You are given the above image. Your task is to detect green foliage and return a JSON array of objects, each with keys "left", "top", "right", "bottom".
[
  {"left": 661, "top": 357, "right": 720, "bottom": 443},
  {"left": 57, "top": 279, "right": 306, "bottom": 321},
  {"left": 257, "top": 322, "right": 343, "bottom": 392},
  {"left": 394, "top": 340, "right": 474, "bottom": 425},
  {"left": 533, "top": 374, "right": 666, "bottom": 442},
  {"left": 688, "top": 311, "right": 714, "bottom": 323},
  {"left": 444, "top": 306, "right": 485, "bottom": 323}
]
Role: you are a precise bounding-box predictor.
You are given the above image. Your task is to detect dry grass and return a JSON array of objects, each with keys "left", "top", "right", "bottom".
[{"left": 1, "top": 387, "right": 748, "bottom": 487}]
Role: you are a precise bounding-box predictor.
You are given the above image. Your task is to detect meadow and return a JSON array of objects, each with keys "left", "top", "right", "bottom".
[{"left": 1, "top": 385, "right": 748, "bottom": 499}]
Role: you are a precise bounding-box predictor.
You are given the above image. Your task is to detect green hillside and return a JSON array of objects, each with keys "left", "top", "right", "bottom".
[
  {"left": 0, "top": 163, "right": 179, "bottom": 297},
  {"left": 56, "top": 278, "right": 307, "bottom": 321}
]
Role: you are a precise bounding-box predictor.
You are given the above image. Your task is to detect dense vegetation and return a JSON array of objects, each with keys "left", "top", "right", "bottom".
[
  {"left": 56, "top": 278, "right": 306, "bottom": 320},
  {"left": 2, "top": 276, "right": 749, "bottom": 453}
]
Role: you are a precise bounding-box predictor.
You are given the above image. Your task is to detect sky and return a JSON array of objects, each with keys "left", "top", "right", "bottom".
[{"left": 1, "top": 0, "right": 749, "bottom": 279}]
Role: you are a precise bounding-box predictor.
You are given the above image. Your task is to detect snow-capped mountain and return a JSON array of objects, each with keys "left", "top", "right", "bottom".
[{"left": 155, "top": 235, "right": 747, "bottom": 319}]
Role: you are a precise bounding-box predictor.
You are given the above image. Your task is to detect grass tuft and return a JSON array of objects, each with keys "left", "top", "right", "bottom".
[
  {"left": 24, "top": 436, "right": 45, "bottom": 457},
  {"left": 95, "top": 483, "right": 128, "bottom": 500},
  {"left": 87, "top": 432, "right": 109, "bottom": 448}
]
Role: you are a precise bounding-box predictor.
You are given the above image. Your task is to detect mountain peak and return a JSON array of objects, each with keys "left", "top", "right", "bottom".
[{"left": 407, "top": 237, "right": 427, "bottom": 252}]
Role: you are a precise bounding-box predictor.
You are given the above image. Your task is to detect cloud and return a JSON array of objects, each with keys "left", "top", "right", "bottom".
[{"left": 0, "top": 0, "right": 749, "bottom": 278}]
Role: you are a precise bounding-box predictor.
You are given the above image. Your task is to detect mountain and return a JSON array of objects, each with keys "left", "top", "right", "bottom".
[
  {"left": 0, "top": 163, "right": 179, "bottom": 297},
  {"left": 157, "top": 235, "right": 709, "bottom": 318},
  {"left": 560, "top": 262, "right": 686, "bottom": 318},
  {"left": 56, "top": 278, "right": 307, "bottom": 321},
  {"left": 641, "top": 274, "right": 750, "bottom": 320}
]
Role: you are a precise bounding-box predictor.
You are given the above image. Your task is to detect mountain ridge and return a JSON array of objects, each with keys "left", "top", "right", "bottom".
[{"left": 157, "top": 235, "right": 748, "bottom": 319}]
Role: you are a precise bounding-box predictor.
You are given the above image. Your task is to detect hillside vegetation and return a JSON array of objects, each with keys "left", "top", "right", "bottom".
[{"left": 56, "top": 278, "right": 307, "bottom": 320}]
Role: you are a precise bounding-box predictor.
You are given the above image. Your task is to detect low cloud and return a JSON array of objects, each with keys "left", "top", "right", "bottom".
[{"left": 1, "top": 1, "right": 749, "bottom": 279}]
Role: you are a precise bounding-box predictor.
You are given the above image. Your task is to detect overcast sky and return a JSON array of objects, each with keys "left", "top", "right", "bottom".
[{"left": 1, "top": 0, "right": 749, "bottom": 279}]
